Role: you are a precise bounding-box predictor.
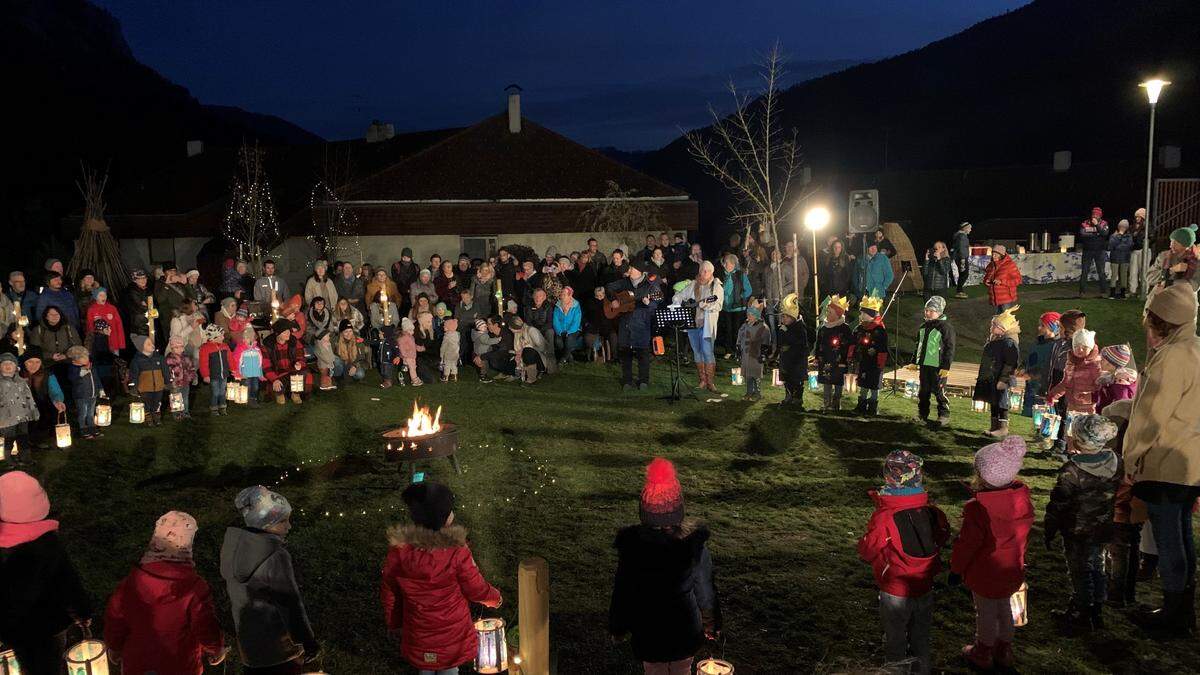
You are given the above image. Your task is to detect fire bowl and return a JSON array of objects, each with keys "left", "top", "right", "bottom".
[{"left": 380, "top": 422, "right": 460, "bottom": 476}]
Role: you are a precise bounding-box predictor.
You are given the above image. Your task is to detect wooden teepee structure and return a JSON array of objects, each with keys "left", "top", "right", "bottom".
[{"left": 67, "top": 164, "right": 129, "bottom": 294}]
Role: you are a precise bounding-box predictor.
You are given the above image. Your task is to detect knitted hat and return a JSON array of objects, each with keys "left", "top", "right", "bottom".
[
  {"left": 141, "top": 510, "right": 197, "bottom": 564},
  {"left": 203, "top": 324, "right": 225, "bottom": 342},
  {"left": 1091, "top": 206, "right": 1103, "bottom": 217},
  {"left": 1117, "top": 219, "right": 1130, "bottom": 230},
  {"left": 0, "top": 353, "right": 17, "bottom": 366},
  {"left": 1147, "top": 282, "right": 1198, "bottom": 325},
  {"left": 993, "top": 244, "right": 1008, "bottom": 256},
  {"left": 1039, "top": 311, "right": 1062, "bottom": 335},
  {"left": 639, "top": 457, "right": 684, "bottom": 527},
  {"left": 131, "top": 269, "right": 147, "bottom": 280},
  {"left": 1072, "top": 329, "right": 1096, "bottom": 351},
  {"left": 0, "top": 471, "right": 51, "bottom": 523},
  {"left": 19, "top": 346, "right": 43, "bottom": 364},
  {"left": 974, "top": 436, "right": 1027, "bottom": 488},
  {"left": 474, "top": 319, "right": 487, "bottom": 332},
  {"left": 221, "top": 297, "right": 237, "bottom": 311},
  {"left": 401, "top": 317, "right": 414, "bottom": 332},
  {"left": 1170, "top": 226, "right": 1196, "bottom": 248},
  {"left": 401, "top": 247, "right": 413, "bottom": 259},
  {"left": 91, "top": 286, "right": 107, "bottom": 301},
  {"left": 1099, "top": 344, "right": 1132, "bottom": 368},
  {"left": 271, "top": 319, "right": 292, "bottom": 335},
  {"left": 1072, "top": 414, "right": 1119, "bottom": 453},
  {"left": 236, "top": 307, "right": 249, "bottom": 318},
  {"left": 131, "top": 334, "right": 152, "bottom": 352},
  {"left": 1135, "top": 207, "right": 1147, "bottom": 220},
  {"left": 402, "top": 481, "right": 455, "bottom": 531},
  {"left": 883, "top": 450, "right": 924, "bottom": 490},
  {"left": 924, "top": 296, "right": 946, "bottom": 315},
  {"left": 234, "top": 486, "right": 292, "bottom": 529},
  {"left": 338, "top": 319, "right": 354, "bottom": 333},
  {"left": 747, "top": 305, "right": 762, "bottom": 320}
]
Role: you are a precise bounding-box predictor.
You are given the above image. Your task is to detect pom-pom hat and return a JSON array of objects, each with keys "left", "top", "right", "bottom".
[
  {"left": 640, "top": 457, "right": 684, "bottom": 527},
  {"left": 1100, "top": 344, "right": 1132, "bottom": 369},
  {"left": 975, "top": 436, "right": 1027, "bottom": 488}
]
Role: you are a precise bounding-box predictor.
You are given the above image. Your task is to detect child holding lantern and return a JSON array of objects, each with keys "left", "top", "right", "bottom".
[
  {"left": 0, "top": 352, "right": 39, "bottom": 464},
  {"left": 128, "top": 334, "right": 172, "bottom": 427},
  {"left": 1046, "top": 328, "right": 1102, "bottom": 453},
  {"left": 165, "top": 336, "right": 197, "bottom": 420},
  {"left": 974, "top": 306, "right": 1020, "bottom": 437},
  {"left": 814, "top": 295, "right": 853, "bottom": 412},
  {"left": 199, "top": 324, "right": 233, "bottom": 415},
  {"left": 857, "top": 450, "right": 949, "bottom": 675},
  {"left": 66, "top": 345, "right": 103, "bottom": 440},
  {"left": 1021, "top": 312, "right": 1059, "bottom": 418},
  {"left": 848, "top": 295, "right": 889, "bottom": 416},
  {"left": 232, "top": 328, "right": 264, "bottom": 407}
]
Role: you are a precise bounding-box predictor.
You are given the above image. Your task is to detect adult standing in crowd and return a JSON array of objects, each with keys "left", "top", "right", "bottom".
[
  {"left": 333, "top": 261, "right": 365, "bottom": 312},
  {"left": 983, "top": 245, "right": 1021, "bottom": 314},
  {"left": 872, "top": 228, "right": 896, "bottom": 258},
  {"left": 1123, "top": 283, "right": 1200, "bottom": 638},
  {"left": 854, "top": 242, "right": 894, "bottom": 301},
  {"left": 1107, "top": 219, "right": 1135, "bottom": 299},
  {"left": 606, "top": 264, "right": 660, "bottom": 390},
  {"left": 1078, "top": 206, "right": 1110, "bottom": 297},
  {"left": 34, "top": 271, "right": 78, "bottom": 330},
  {"left": 821, "top": 239, "right": 854, "bottom": 299},
  {"left": 923, "top": 241, "right": 954, "bottom": 300},
  {"left": 952, "top": 222, "right": 972, "bottom": 298},
  {"left": 252, "top": 260, "right": 289, "bottom": 310},
  {"left": 7, "top": 271, "right": 36, "bottom": 322},
  {"left": 717, "top": 254, "right": 751, "bottom": 359},
  {"left": 672, "top": 243, "right": 702, "bottom": 288},
  {"left": 303, "top": 260, "right": 338, "bottom": 308},
  {"left": 1128, "top": 208, "right": 1148, "bottom": 296},
  {"left": 673, "top": 261, "right": 723, "bottom": 393},
  {"left": 391, "top": 248, "right": 420, "bottom": 316},
  {"left": 124, "top": 269, "right": 153, "bottom": 345},
  {"left": 494, "top": 248, "right": 519, "bottom": 304}
]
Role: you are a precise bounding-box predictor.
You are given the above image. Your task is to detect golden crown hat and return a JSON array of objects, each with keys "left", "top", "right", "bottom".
[
  {"left": 826, "top": 294, "right": 851, "bottom": 312},
  {"left": 859, "top": 295, "right": 884, "bottom": 313},
  {"left": 992, "top": 304, "right": 1021, "bottom": 332},
  {"left": 780, "top": 292, "right": 801, "bottom": 319}
]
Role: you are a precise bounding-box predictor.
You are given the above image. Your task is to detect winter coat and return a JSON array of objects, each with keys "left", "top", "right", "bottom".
[
  {"left": 1024, "top": 335, "right": 1054, "bottom": 391},
  {"left": 553, "top": 300, "right": 582, "bottom": 335},
  {"left": 104, "top": 561, "right": 224, "bottom": 675},
  {"left": 976, "top": 335, "right": 1019, "bottom": 397},
  {"left": 1107, "top": 232, "right": 1134, "bottom": 264},
  {"left": 380, "top": 525, "right": 502, "bottom": 671},
  {"left": 170, "top": 313, "right": 204, "bottom": 355},
  {"left": 923, "top": 255, "right": 953, "bottom": 292},
  {"left": 334, "top": 336, "right": 370, "bottom": 372},
  {"left": 765, "top": 259, "right": 801, "bottom": 303},
  {"left": 262, "top": 336, "right": 307, "bottom": 384},
  {"left": 949, "top": 483, "right": 1034, "bottom": 599},
  {"left": 848, "top": 319, "right": 889, "bottom": 383},
  {"left": 333, "top": 274, "right": 365, "bottom": 306},
  {"left": 672, "top": 279, "right": 723, "bottom": 340},
  {"left": 1124, "top": 315, "right": 1200, "bottom": 489},
  {"left": 855, "top": 253, "right": 894, "bottom": 298},
  {"left": 609, "top": 521, "right": 721, "bottom": 663},
  {"left": 582, "top": 296, "right": 613, "bottom": 338},
  {"left": 1078, "top": 218, "right": 1110, "bottom": 252},
  {"left": 67, "top": 363, "right": 101, "bottom": 402},
  {"left": 720, "top": 268, "right": 752, "bottom": 311},
  {"left": 1044, "top": 451, "right": 1122, "bottom": 544},
  {"left": 303, "top": 275, "right": 338, "bottom": 308},
  {"left": 123, "top": 283, "right": 153, "bottom": 337},
  {"left": 433, "top": 273, "right": 459, "bottom": 306},
  {"left": 304, "top": 308, "right": 333, "bottom": 344},
  {"left": 391, "top": 260, "right": 420, "bottom": 297},
  {"left": 0, "top": 528, "right": 92, "bottom": 646},
  {"left": 34, "top": 287, "right": 80, "bottom": 329},
  {"left": 776, "top": 319, "right": 809, "bottom": 383},
  {"left": 858, "top": 490, "right": 950, "bottom": 598},
  {"left": 86, "top": 301, "right": 126, "bottom": 353},
  {"left": 155, "top": 282, "right": 195, "bottom": 323},
  {"left": 0, "top": 373, "right": 39, "bottom": 428},
  {"left": 31, "top": 318, "right": 82, "bottom": 359},
  {"left": 199, "top": 341, "right": 232, "bottom": 382},
  {"left": 409, "top": 280, "right": 437, "bottom": 307},
  {"left": 523, "top": 300, "right": 553, "bottom": 332},
  {"left": 1046, "top": 347, "right": 1101, "bottom": 414},
  {"left": 365, "top": 278, "right": 401, "bottom": 306},
  {"left": 514, "top": 326, "right": 558, "bottom": 375},
  {"left": 370, "top": 302, "right": 400, "bottom": 329},
  {"left": 815, "top": 321, "right": 853, "bottom": 384},
  {"left": 983, "top": 255, "right": 1021, "bottom": 306},
  {"left": 252, "top": 276, "right": 290, "bottom": 306},
  {"left": 468, "top": 276, "right": 497, "bottom": 316},
  {"left": 398, "top": 333, "right": 418, "bottom": 362},
  {"left": 232, "top": 343, "right": 265, "bottom": 380},
  {"left": 1094, "top": 375, "right": 1137, "bottom": 413},
  {"left": 129, "top": 351, "right": 171, "bottom": 394},
  {"left": 914, "top": 317, "right": 955, "bottom": 370},
  {"left": 606, "top": 276, "right": 659, "bottom": 349},
  {"left": 736, "top": 321, "right": 771, "bottom": 379},
  {"left": 165, "top": 352, "right": 197, "bottom": 390},
  {"left": 332, "top": 305, "right": 365, "bottom": 333},
  {"left": 952, "top": 230, "right": 971, "bottom": 260},
  {"left": 821, "top": 254, "right": 855, "bottom": 297},
  {"left": 1041, "top": 336, "right": 1072, "bottom": 395},
  {"left": 219, "top": 527, "right": 316, "bottom": 668}
]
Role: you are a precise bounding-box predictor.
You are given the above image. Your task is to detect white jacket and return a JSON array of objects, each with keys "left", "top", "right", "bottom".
[{"left": 672, "top": 278, "right": 724, "bottom": 340}]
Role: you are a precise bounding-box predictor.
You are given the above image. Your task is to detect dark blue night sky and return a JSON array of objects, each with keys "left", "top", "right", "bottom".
[{"left": 95, "top": 0, "right": 1026, "bottom": 149}]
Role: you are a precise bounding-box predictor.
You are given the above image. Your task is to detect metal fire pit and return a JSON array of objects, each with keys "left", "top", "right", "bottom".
[{"left": 381, "top": 422, "right": 460, "bottom": 479}]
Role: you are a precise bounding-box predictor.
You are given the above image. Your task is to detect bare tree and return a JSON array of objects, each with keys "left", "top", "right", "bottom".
[
  {"left": 223, "top": 141, "right": 281, "bottom": 268},
  {"left": 578, "top": 180, "right": 663, "bottom": 246},
  {"left": 686, "top": 42, "right": 809, "bottom": 257},
  {"left": 309, "top": 180, "right": 362, "bottom": 264}
]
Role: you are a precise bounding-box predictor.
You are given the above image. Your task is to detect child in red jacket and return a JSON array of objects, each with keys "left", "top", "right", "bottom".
[
  {"left": 381, "top": 481, "right": 501, "bottom": 674},
  {"left": 104, "top": 511, "right": 226, "bottom": 674},
  {"left": 950, "top": 435, "right": 1033, "bottom": 671},
  {"left": 857, "top": 450, "right": 949, "bottom": 675}
]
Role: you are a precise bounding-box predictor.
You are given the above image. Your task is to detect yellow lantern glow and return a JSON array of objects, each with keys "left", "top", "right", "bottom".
[
  {"left": 771, "top": 368, "right": 782, "bottom": 387},
  {"left": 95, "top": 401, "right": 112, "bottom": 427},
  {"left": 55, "top": 413, "right": 72, "bottom": 448},
  {"left": 226, "top": 381, "right": 239, "bottom": 400},
  {"left": 730, "top": 368, "right": 743, "bottom": 386},
  {"left": 972, "top": 399, "right": 987, "bottom": 413},
  {"left": 696, "top": 658, "right": 735, "bottom": 675},
  {"left": 129, "top": 401, "right": 145, "bottom": 424},
  {"left": 64, "top": 636, "right": 109, "bottom": 675},
  {"left": 0, "top": 645, "right": 21, "bottom": 674},
  {"left": 290, "top": 373, "right": 305, "bottom": 393},
  {"left": 474, "top": 618, "right": 508, "bottom": 674},
  {"left": 169, "top": 391, "right": 186, "bottom": 413},
  {"left": 235, "top": 383, "right": 250, "bottom": 405},
  {"left": 1011, "top": 582, "right": 1029, "bottom": 627}
]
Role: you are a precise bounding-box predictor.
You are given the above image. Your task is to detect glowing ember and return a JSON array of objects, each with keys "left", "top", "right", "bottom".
[{"left": 401, "top": 400, "right": 443, "bottom": 438}]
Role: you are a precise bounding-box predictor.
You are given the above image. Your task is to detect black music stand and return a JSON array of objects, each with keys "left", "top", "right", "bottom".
[{"left": 654, "top": 304, "right": 699, "bottom": 404}]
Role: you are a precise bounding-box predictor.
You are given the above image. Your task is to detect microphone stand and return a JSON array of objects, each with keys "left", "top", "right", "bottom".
[{"left": 881, "top": 268, "right": 909, "bottom": 399}]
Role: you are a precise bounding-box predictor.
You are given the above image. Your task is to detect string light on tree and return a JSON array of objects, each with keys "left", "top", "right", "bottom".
[{"left": 223, "top": 141, "right": 281, "bottom": 268}]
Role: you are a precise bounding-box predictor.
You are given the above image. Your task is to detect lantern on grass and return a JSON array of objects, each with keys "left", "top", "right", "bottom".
[
  {"left": 225, "top": 380, "right": 239, "bottom": 401},
  {"left": 95, "top": 399, "right": 112, "bottom": 427},
  {"left": 55, "top": 413, "right": 72, "bottom": 448},
  {"left": 771, "top": 368, "right": 782, "bottom": 387},
  {"left": 64, "top": 633, "right": 109, "bottom": 675},
  {"left": 730, "top": 368, "right": 743, "bottom": 386},
  {"left": 1008, "top": 388, "right": 1023, "bottom": 411},
  {"left": 696, "top": 658, "right": 735, "bottom": 674},
  {"left": 169, "top": 390, "right": 185, "bottom": 413},
  {"left": 972, "top": 399, "right": 987, "bottom": 413},
  {"left": 1, "top": 645, "right": 21, "bottom": 674},
  {"left": 1040, "top": 414, "right": 1061, "bottom": 439},
  {"left": 129, "top": 401, "right": 145, "bottom": 424},
  {"left": 1010, "top": 582, "right": 1029, "bottom": 627},
  {"left": 1031, "top": 404, "right": 1049, "bottom": 428},
  {"left": 904, "top": 379, "right": 918, "bottom": 399},
  {"left": 235, "top": 382, "right": 250, "bottom": 405},
  {"left": 474, "top": 618, "right": 508, "bottom": 674},
  {"left": 807, "top": 372, "right": 819, "bottom": 391},
  {"left": 290, "top": 373, "right": 306, "bottom": 393}
]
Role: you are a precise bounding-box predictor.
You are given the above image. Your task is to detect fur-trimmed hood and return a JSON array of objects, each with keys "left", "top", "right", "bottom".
[{"left": 387, "top": 523, "right": 468, "bottom": 550}]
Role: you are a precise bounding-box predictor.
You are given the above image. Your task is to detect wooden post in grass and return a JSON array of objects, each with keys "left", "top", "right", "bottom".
[{"left": 518, "top": 557, "right": 550, "bottom": 675}]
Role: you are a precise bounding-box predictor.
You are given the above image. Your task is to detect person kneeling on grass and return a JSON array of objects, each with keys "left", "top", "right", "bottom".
[
  {"left": 858, "top": 450, "right": 949, "bottom": 675},
  {"left": 381, "top": 481, "right": 503, "bottom": 675},
  {"left": 609, "top": 458, "right": 722, "bottom": 675},
  {"left": 263, "top": 321, "right": 312, "bottom": 405}
]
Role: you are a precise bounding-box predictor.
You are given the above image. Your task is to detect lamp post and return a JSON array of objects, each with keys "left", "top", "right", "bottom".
[
  {"left": 1138, "top": 78, "right": 1170, "bottom": 299},
  {"left": 803, "top": 206, "right": 831, "bottom": 318}
]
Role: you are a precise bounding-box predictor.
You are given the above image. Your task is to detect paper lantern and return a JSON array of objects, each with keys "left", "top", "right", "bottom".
[
  {"left": 290, "top": 373, "right": 306, "bottom": 393},
  {"left": 771, "top": 368, "right": 782, "bottom": 387},
  {"left": 1040, "top": 413, "right": 1061, "bottom": 439},
  {"left": 696, "top": 658, "right": 735, "bottom": 674},
  {"left": 235, "top": 383, "right": 250, "bottom": 405},
  {"left": 169, "top": 391, "right": 185, "bottom": 413},
  {"left": 95, "top": 401, "right": 112, "bottom": 427},
  {"left": 226, "top": 381, "right": 239, "bottom": 400},
  {"left": 1031, "top": 404, "right": 1049, "bottom": 428},
  {"left": 844, "top": 373, "right": 858, "bottom": 393},
  {"left": 808, "top": 372, "right": 819, "bottom": 391},
  {"left": 972, "top": 400, "right": 987, "bottom": 413},
  {"left": 0, "top": 645, "right": 21, "bottom": 674},
  {"left": 64, "top": 636, "right": 109, "bottom": 675},
  {"left": 1063, "top": 411, "right": 1081, "bottom": 437},
  {"left": 904, "top": 379, "right": 918, "bottom": 399},
  {"left": 1008, "top": 389, "right": 1023, "bottom": 411},
  {"left": 55, "top": 413, "right": 73, "bottom": 448},
  {"left": 129, "top": 401, "right": 145, "bottom": 424},
  {"left": 1011, "top": 582, "right": 1029, "bottom": 627},
  {"left": 730, "top": 368, "right": 743, "bottom": 385},
  {"left": 474, "top": 618, "right": 508, "bottom": 674}
]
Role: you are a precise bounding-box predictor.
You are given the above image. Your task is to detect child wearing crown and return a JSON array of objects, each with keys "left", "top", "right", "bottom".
[
  {"left": 848, "top": 295, "right": 889, "bottom": 415},
  {"left": 975, "top": 306, "right": 1021, "bottom": 437},
  {"left": 814, "top": 295, "right": 853, "bottom": 412}
]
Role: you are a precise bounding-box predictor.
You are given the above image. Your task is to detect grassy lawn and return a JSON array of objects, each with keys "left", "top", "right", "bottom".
[{"left": 31, "top": 283, "right": 1192, "bottom": 674}]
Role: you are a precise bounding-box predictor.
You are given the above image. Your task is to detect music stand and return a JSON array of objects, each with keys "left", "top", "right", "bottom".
[{"left": 654, "top": 304, "right": 699, "bottom": 404}]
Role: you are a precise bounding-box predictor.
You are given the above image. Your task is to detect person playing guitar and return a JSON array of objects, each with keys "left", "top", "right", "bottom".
[{"left": 604, "top": 265, "right": 661, "bottom": 391}]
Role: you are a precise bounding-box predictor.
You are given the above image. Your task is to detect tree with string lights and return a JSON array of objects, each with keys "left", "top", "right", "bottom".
[{"left": 223, "top": 141, "right": 281, "bottom": 269}]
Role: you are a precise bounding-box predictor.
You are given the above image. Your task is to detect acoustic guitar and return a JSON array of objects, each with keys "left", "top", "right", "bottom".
[{"left": 604, "top": 281, "right": 664, "bottom": 320}]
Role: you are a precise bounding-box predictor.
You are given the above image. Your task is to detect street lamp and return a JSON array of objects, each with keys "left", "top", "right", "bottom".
[
  {"left": 1138, "top": 78, "right": 1170, "bottom": 298},
  {"left": 803, "top": 206, "right": 831, "bottom": 318}
]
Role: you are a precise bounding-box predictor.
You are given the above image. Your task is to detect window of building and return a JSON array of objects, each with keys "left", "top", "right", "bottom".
[{"left": 460, "top": 236, "right": 498, "bottom": 262}]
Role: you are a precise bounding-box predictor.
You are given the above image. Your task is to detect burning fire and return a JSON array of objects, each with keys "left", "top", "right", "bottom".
[{"left": 401, "top": 400, "right": 443, "bottom": 438}]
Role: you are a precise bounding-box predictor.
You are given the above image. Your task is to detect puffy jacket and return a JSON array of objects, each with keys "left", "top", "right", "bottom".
[
  {"left": 129, "top": 351, "right": 171, "bottom": 394},
  {"left": 104, "top": 561, "right": 224, "bottom": 675},
  {"left": 219, "top": 527, "right": 316, "bottom": 668},
  {"left": 66, "top": 363, "right": 102, "bottom": 401},
  {"left": 199, "top": 341, "right": 232, "bottom": 382},
  {"left": 855, "top": 253, "right": 894, "bottom": 298},
  {"left": 914, "top": 317, "right": 955, "bottom": 370},
  {"left": 553, "top": 300, "right": 582, "bottom": 335},
  {"left": 0, "top": 373, "right": 39, "bottom": 428},
  {"left": 31, "top": 318, "right": 82, "bottom": 359},
  {"left": 821, "top": 255, "right": 854, "bottom": 297},
  {"left": 1046, "top": 347, "right": 1101, "bottom": 413},
  {"left": 923, "top": 256, "right": 953, "bottom": 292},
  {"left": 952, "top": 230, "right": 971, "bottom": 259},
  {"left": 950, "top": 483, "right": 1034, "bottom": 599},
  {"left": 232, "top": 344, "right": 264, "bottom": 380},
  {"left": 720, "top": 268, "right": 752, "bottom": 311},
  {"left": 1107, "top": 232, "right": 1134, "bottom": 264},
  {"left": 983, "top": 255, "right": 1021, "bottom": 306},
  {"left": 86, "top": 302, "right": 126, "bottom": 353},
  {"left": 858, "top": 491, "right": 950, "bottom": 598},
  {"left": 35, "top": 287, "right": 80, "bottom": 330},
  {"left": 381, "top": 525, "right": 501, "bottom": 671},
  {"left": 1078, "top": 218, "right": 1110, "bottom": 252},
  {"left": 0, "top": 528, "right": 92, "bottom": 646},
  {"left": 1044, "top": 451, "right": 1122, "bottom": 544}
]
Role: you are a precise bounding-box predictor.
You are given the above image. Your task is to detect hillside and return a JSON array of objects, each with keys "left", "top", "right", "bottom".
[{"left": 642, "top": 0, "right": 1200, "bottom": 249}]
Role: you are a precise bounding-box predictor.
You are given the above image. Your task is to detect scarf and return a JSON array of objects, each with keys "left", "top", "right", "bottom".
[{"left": 0, "top": 519, "right": 59, "bottom": 548}]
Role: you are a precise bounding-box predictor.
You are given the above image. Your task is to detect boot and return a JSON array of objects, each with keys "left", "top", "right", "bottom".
[
  {"left": 867, "top": 399, "right": 879, "bottom": 416},
  {"left": 290, "top": 393, "right": 303, "bottom": 405},
  {"left": 961, "top": 642, "right": 994, "bottom": 670},
  {"left": 988, "top": 419, "right": 1010, "bottom": 437},
  {"left": 1107, "top": 543, "right": 1130, "bottom": 607},
  {"left": 854, "top": 396, "right": 868, "bottom": 414},
  {"left": 275, "top": 393, "right": 286, "bottom": 405},
  {"left": 1133, "top": 590, "right": 1194, "bottom": 639},
  {"left": 696, "top": 363, "right": 709, "bottom": 390},
  {"left": 523, "top": 364, "right": 540, "bottom": 384},
  {"left": 319, "top": 371, "right": 336, "bottom": 390},
  {"left": 993, "top": 641, "right": 1014, "bottom": 669},
  {"left": 831, "top": 393, "right": 842, "bottom": 412},
  {"left": 1108, "top": 287, "right": 1118, "bottom": 299},
  {"left": 704, "top": 363, "right": 719, "bottom": 392}
]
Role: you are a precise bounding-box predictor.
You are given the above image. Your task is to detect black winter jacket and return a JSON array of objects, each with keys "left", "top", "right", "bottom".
[
  {"left": 1044, "top": 451, "right": 1122, "bottom": 543},
  {"left": 0, "top": 530, "right": 92, "bottom": 643},
  {"left": 776, "top": 319, "right": 810, "bottom": 382}
]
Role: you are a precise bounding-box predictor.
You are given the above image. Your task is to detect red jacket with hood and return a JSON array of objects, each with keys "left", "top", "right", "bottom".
[
  {"left": 950, "top": 483, "right": 1034, "bottom": 599},
  {"left": 857, "top": 491, "right": 950, "bottom": 597},
  {"left": 103, "top": 561, "right": 224, "bottom": 675},
  {"left": 380, "top": 524, "right": 502, "bottom": 671},
  {"left": 984, "top": 254, "right": 1022, "bottom": 306}
]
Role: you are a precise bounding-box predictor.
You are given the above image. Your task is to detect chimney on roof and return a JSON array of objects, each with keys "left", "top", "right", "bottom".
[
  {"left": 366, "top": 120, "right": 394, "bottom": 143},
  {"left": 506, "top": 84, "right": 522, "bottom": 134},
  {"left": 186, "top": 140, "right": 204, "bottom": 157}
]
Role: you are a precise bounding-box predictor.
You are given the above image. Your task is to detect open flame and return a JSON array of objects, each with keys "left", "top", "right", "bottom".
[{"left": 401, "top": 400, "right": 442, "bottom": 438}]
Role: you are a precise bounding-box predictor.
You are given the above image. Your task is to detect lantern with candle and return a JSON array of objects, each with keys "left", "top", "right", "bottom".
[
  {"left": 904, "top": 379, "right": 918, "bottom": 399},
  {"left": 129, "top": 401, "right": 145, "bottom": 424},
  {"left": 474, "top": 618, "right": 508, "bottom": 674},
  {"left": 0, "top": 646, "right": 20, "bottom": 674},
  {"left": 290, "top": 373, "right": 306, "bottom": 393},
  {"left": 169, "top": 390, "right": 186, "bottom": 413},
  {"left": 226, "top": 380, "right": 239, "bottom": 401},
  {"left": 1040, "top": 413, "right": 1061, "bottom": 439},
  {"left": 972, "top": 399, "right": 987, "bottom": 413},
  {"left": 1031, "top": 404, "right": 1049, "bottom": 428},
  {"left": 95, "top": 398, "right": 112, "bottom": 427},
  {"left": 807, "top": 371, "right": 819, "bottom": 391},
  {"left": 55, "top": 412, "right": 72, "bottom": 448},
  {"left": 1010, "top": 582, "right": 1029, "bottom": 627},
  {"left": 730, "top": 368, "right": 743, "bottom": 386},
  {"left": 696, "top": 658, "right": 735, "bottom": 674},
  {"left": 235, "top": 382, "right": 250, "bottom": 405},
  {"left": 1008, "top": 388, "right": 1023, "bottom": 411},
  {"left": 1063, "top": 411, "right": 1080, "bottom": 437},
  {"left": 64, "top": 632, "right": 109, "bottom": 675},
  {"left": 771, "top": 368, "right": 782, "bottom": 387}
]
